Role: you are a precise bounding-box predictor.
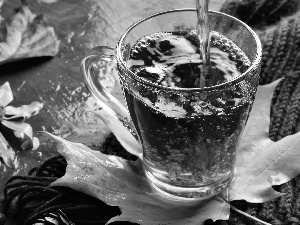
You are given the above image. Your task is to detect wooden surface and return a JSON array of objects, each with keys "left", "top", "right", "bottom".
[{"left": 0, "top": 0, "right": 225, "bottom": 199}]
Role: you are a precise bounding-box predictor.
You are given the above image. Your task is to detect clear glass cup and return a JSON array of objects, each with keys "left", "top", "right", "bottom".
[{"left": 81, "top": 9, "right": 262, "bottom": 199}]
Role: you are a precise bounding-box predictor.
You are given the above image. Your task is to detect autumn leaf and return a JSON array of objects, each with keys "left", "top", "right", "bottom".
[
  {"left": 0, "top": 1, "right": 60, "bottom": 64},
  {"left": 49, "top": 133, "right": 230, "bottom": 225},
  {"left": 228, "top": 78, "right": 300, "bottom": 203}
]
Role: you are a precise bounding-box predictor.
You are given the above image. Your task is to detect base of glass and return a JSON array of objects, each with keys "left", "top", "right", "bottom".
[{"left": 145, "top": 169, "right": 235, "bottom": 199}]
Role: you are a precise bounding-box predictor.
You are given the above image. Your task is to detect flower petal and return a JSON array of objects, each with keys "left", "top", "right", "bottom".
[
  {"left": 4, "top": 101, "right": 43, "bottom": 121},
  {"left": 0, "top": 132, "right": 15, "bottom": 168},
  {"left": 0, "top": 82, "right": 13, "bottom": 107},
  {"left": 2, "top": 120, "right": 33, "bottom": 139},
  {"left": 19, "top": 136, "right": 40, "bottom": 150},
  {"left": 20, "top": 138, "right": 32, "bottom": 150},
  {"left": 32, "top": 137, "right": 40, "bottom": 150},
  {"left": 13, "top": 130, "right": 25, "bottom": 139}
]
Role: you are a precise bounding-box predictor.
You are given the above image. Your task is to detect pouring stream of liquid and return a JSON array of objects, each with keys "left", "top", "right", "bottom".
[{"left": 195, "top": 0, "right": 211, "bottom": 88}]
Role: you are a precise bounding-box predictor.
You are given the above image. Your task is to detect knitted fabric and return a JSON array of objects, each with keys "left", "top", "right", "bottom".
[
  {"left": 2, "top": 0, "right": 300, "bottom": 224},
  {"left": 218, "top": 0, "right": 300, "bottom": 224},
  {"left": 220, "top": 0, "right": 300, "bottom": 29}
]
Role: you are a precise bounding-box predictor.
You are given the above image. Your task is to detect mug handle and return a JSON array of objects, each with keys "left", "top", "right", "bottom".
[{"left": 81, "top": 46, "right": 142, "bottom": 158}]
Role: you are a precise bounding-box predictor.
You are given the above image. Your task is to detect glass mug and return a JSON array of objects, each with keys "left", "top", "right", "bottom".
[{"left": 81, "top": 9, "right": 262, "bottom": 199}]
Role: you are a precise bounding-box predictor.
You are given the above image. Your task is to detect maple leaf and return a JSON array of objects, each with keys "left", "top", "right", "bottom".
[
  {"left": 49, "top": 133, "right": 230, "bottom": 225},
  {"left": 47, "top": 79, "right": 300, "bottom": 224},
  {"left": 0, "top": 0, "right": 60, "bottom": 64},
  {"left": 228, "top": 78, "right": 300, "bottom": 203}
]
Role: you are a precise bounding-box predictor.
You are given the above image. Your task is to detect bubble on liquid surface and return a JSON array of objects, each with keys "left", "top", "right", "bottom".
[{"left": 128, "top": 30, "right": 251, "bottom": 90}]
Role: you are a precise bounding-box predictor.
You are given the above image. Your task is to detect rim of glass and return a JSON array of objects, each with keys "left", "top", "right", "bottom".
[{"left": 116, "top": 8, "right": 262, "bottom": 92}]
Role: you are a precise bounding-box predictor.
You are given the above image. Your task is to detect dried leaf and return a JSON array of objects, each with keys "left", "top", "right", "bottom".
[
  {"left": 0, "top": 3, "right": 60, "bottom": 64},
  {"left": 12, "top": 14, "right": 60, "bottom": 59},
  {"left": 228, "top": 79, "right": 300, "bottom": 203},
  {"left": 49, "top": 133, "right": 230, "bottom": 225}
]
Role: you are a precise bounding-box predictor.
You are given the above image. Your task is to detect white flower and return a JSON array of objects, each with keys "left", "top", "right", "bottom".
[{"left": 0, "top": 82, "right": 43, "bottom": 168}]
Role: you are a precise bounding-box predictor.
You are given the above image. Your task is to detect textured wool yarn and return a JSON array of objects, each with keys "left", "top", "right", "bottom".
[
  {"left": 217, "top": 0, "right": 300, "bottom": 224},
  {"left": 220, "top": 0, "right": 300, "bottom": 29}
]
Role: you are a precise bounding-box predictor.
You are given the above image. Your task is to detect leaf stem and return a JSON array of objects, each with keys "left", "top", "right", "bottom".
[{"left": 230, "top": 204, "right": 272, "bottom": 225}]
